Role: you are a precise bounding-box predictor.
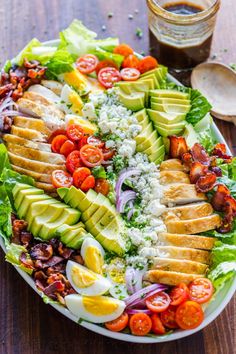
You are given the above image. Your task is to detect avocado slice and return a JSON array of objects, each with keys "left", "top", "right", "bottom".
[
  {"left": 143, "top": 136, "right": 163, "bottom": 155},
  {"left": 135, "top": 122, "right": 154, "bottom": 146},
  {"left": 26, "top": 198, "right": 63, "bottom": 228},
  {"left": 141, "top": 66, "right": 168, "bottom": 83},
  {"left": 136, "top": 130, "right": 159, "bottom": 152},
  {"left": 148, "top": 145, "right": 166, "bottom": 162},
  {"left": 63, "top": 186, "right": 86, "bottom": 209},
  {"left": 56, "top": 222, "right": 85, "bottom": 237},
  {"left": 151, "top": 102, "right": 191, "bottom": 114},
  {"left": 154, "top": 121, "right": 186, "bottom": 137},
  {"left": 149, "top": 89, "right": 190, "bottom": 100},
  {"left": 57, "top": 187, "right": 70, "bottom": 199},
  {"left": 14, "top": 187, "right": 44, "bottom": 211},
  {"left": 139, "top": 73, "right": 159, "bottom": 89},
  {"left": 17, "top": 194, "right": 51, "bottom": 219},
  {"left": 118, "top": 90, "right": 145, "bottom": 112},
  {"left": 67, "top": 232, "right": 93, "bottom": 249},
  {"left": 12, "top": 183, "right": 32, "bottom": 201},
  {"left": 151, "top": 97, "right": 190, "bottom": 106},
  {"left": 60, "top": 227, "right": 86, "bottom": 246},
  {"left": 154, "top": 153, "right": 166, "bottom": 165},
  {"left": 81, "top": 193, "right": 107, "bottom": 222},
  {"left": 147, "top": 109, "right": 186, "bottom": 125}
]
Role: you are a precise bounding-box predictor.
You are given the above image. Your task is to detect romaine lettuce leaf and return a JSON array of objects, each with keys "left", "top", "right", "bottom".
[
  {"left": 5, "top": 243, "right": 33, "bottom": 275},
  {"left": 45, "top": 48, "right": 74, "bottom": 79},
  {"left": 212, "top": 241, "right": 236, "bottom": 266},
  {"left": 13, "top": 38, "right": 42, "bottom": 66},
  {"left": 208, "top": 261, "right": 236, "bottom": 290},
  {"left": 194, "top": 114, "right": 217, "bottom": 152},
  {"left": 0, "top": 185, "right": 12, "bottom": 241},
  {"left": 25, "top": 45, "right": 57, "bottom": 65},
  {"left": 0, "top": 143, "right": 11, "bottom": 177},
  {"left": 91, "top": 48, "right": 124, "bottom": 68},
  {"left": 92, "top": 166, "right": 106, "bottom": 179}
]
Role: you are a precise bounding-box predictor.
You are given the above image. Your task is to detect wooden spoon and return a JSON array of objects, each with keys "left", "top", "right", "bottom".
[{"left": 191, "top": 62, "right": 236, "bottom": 125}]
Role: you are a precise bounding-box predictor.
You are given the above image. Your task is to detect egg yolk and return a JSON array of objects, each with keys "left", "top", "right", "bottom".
[
  {"left": 84, "top": 246, "right": 104, "bottom": 275},
  {"left": 107, "top": 258, "right": 126, "bottom": 284},
  {"left": 69, "top": 92, "right": 83, "bottom": 114},
  {"left": 71, "top": 266, "right": 97, "bottom": 288},
  {"left": 82, "top": 296, "right": 119, "bottom": 315}
]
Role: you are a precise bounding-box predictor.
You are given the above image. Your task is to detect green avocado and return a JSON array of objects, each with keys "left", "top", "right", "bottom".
[
  {"left": 115, "top": 80, "right": 149, "bottom": 94},
  {"left": 154, "top": 153, "right": 166, "bottom": 165},
  {"left": 149, "top": 89, "right": 190, "bottom": 100},
  {"left": 147, "top": 109, "right": 186, "bottom": 125},
  {"left": 17, "top": 194, "right": 51, "bottom": 219},
  {"left": 12, "top": 183, "right": 32, "bottom": 201},
  {"left": 57, "top": 187, "right": 70, "bottom": 199},
  {"left": 135, "top": 121, "right": 154, "bottom": 145},
  {"left": 151, "top": 102, "right": 191, "bottom": 114},
  {"left": 154, "top": 121, "right": 186, "bottom": 137},
  {"left": 14, "top": 187, "right": 44, "bottom": 211},
  {"left": 151, "top": 97, "right": 190, "bottom": 106},
  {"left": 139, "top": 73, "right": 159, "bottom": 89},
  {"left": 148, "top": 145, "right": 166, "bottom": 162},
  {"left": 63, "top": 186, "right": 86, "bottom": 208},
  {"left": 141, "top": 66, "right": 168, "bottom": 83},
  {"left": 81, "top": 193, "right": 107, "bottom": 222},
  {"left": 118, "top": 90, "right": 145, "bottom": 111},
  {"left": 143, "top": 136, "right": 163, "bottom": 155},
  {"left": 136, "top": 129, "right": 159, "bottom": 152},
  {"left": 26, "top": 198, "right": 63, "bottom": 228},
  {"left": 67, "top": 232, "right": 93, "bottom": 249},
  {"left": 56, "top": 222, "right": 85, "bottom": 237}
]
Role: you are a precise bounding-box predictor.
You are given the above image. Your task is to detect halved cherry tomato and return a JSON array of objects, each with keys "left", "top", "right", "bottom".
[
  {"left": 80, "top": 144, "right": 103, "bottom": 167},
  {"left": 48, "top": 129, "right": 67, "bottom": 143},
  {"left": 98, "top": 67, "right": 121, "bottom": 88},
  {"left": 66, "top": 151, "right": 83, "bottom": 174},
  {"left": 87, "top": 136, "right": 105, "bottom": 148},
  {"left": 80, "top": 175, "right": 95, "bottom": 192},
  {"left": 170, "top": 283, "right": 189, "bottom": 306},
  {"left": 76, "top": 54, "right": 99, "bottom": 74},
  {"left": 67, "top": 124, "right": 84, "bottom": 142},
  {"left": 77, "top": 136, "right": 88, "bottom": 150},
  {"left": 95, "top": 60, "right": 118, "bottom": 75},
  {"left": 60, "top": 140, "right": 76, "bottom": 157},
  {"left": 137, "top": 56, "right": 158, "bottom": 74},
  {"left": 129, "top": 313, "right": 152, "bottom": 336},
  {"left": 189, "top": 278, "right": 214, "bottom": 304},
  {"left": 120, "top": 68, "right": 140, "bottom": 81},
  {"left": 73, "top": 167, "right": 91, "bottom": 188},
  {"left": 51, "top": 135, "right": 68, "bottom": 153},
  {"left": 51, "top": 170, "right": 73, "bottom": 188},
  {"left": 102, "top": 148, "right": 115, "bottom": 160},
  {"left": 160, "top": 306, "right": 179, "bottom": 329},
  {"left": 175, "top": 301, "right": 204, "bottom": 330},
  {"left": 113, "top": 44, "right": 134, "bottom": 57},
  {"left": 146, "top": 291, "right": 171, "bottom": 313},
  {"left": 151, "top": 314, "right": 166, "bottom": 335},
  {"left": 94, "top": 178, "right": 110, "bottom": 196},
  {"left": 105, "top": 312, "right": 129, "bottom": 332},
  {"left": 122, "top": 54, "right": 140, "bottom": 69}
]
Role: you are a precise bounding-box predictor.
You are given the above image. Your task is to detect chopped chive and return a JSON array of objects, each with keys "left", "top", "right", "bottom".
[{"left": 136, "top": 27, "right": 143, "bottom": 39}]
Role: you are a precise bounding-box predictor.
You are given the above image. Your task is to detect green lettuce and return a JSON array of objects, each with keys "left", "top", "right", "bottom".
[
  {"left": 0, "top": 144, "right": 11, "bottom": 176},
  {"left": 208, "top": 261, "right": 236, "bottom": 290},
  {"left": 194, "top": 114, "right": 217, "bottom": 152},
  {"left": 45, "top": 48, "right": 74, "bottom": 79},
  {"left": 216, "top": 176, "right": 236, "bottom": 199},
  {"left": 25, "top": 45, "right": 57, "bottom": 65},
  {"left": 5, "top": 243, "right": 33, "bottom": 275},
  {"left": 0, "top": 185, "right": 12, "bottom": 241},
  {"left": 13, "top": 38, "right": 42, "bottom": 66},
  {"left": 92, "top": 166, "right": 107, "bottom": 179},
  {"left": 216, "top": 158, "right": 236, "bottom": 180},
  {"left": 212, "top": 241, "right": 236, "bottom": 266}
]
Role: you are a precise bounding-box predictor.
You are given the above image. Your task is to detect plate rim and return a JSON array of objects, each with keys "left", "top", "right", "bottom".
[{"left": 0, "top": 38, "right": 235, "bottom": 343}]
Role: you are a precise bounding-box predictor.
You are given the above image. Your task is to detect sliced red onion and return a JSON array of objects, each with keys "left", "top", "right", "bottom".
[
  {"left": 127, "top": 201, "right": 134, "bottom": 220},
  {"left": 116, "top": 190, "right": 136, "bottom": 213},
  {"left": 125, "top": 284, "right": 167, "bottom": 308},
  {"left": 126, "top": 308, "right": 152, "bottom": 315},
  {"left": 115, "top": 168, "right": 141, "bottom": 200},
  {"left": 125, "top": 267, "right": 146, "bottom": 295},
  {"left": 1, "top": 110, "right": 19, "bottom": 116}
]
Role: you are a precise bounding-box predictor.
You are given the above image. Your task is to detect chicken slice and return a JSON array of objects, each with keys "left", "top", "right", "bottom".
[
  {"left": 11, "top": 165, "right": 52, "bottom": 183},
  {"left": 35, "top": 182, "right": 56, "bottom": 193},
  {"left": 151, "top": 258, "right": 208, "bottom": 274},
  {"left": 162, "top": 202, "right": 213, "bottom": 221},
  {"left": 28, "top": 85, "right": 60, "bottom": 105},
  {"left": 41, "top": 80, "right": 63, "bottom": 95},
  {"left": 160, "top": 159, "right": 187, "bottom": 172},
  {"left": 144, "top": 270, "right": 202, "bottom": 286},
  {"left": 162, "top": 184, "right": 207, "bottom": 205},
  {"left": 159, "top": 233, "right": 216, "bottom": 250},
  {"left": 160, "top": 170, "right": 190, "bottom": 185},
  {"left": 11, "top": 125, "right": 47, "bottom": 142},
  {"left": 3, "top": 134, "right": 51, "bottom": 152},
  {"left": 13, "top": 116, "right": 51, "bottom": 136},
  {"left": 165, "top": 214, "right": 221, "bottom": 235},
  {"left": 147, "top": 246, "right": 211, "bottom": 264}
]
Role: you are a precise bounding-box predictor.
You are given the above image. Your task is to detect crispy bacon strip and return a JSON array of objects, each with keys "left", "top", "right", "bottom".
[
  {"left": 44, "top": 281, "right": 65, "bottom": 296},
  {"left": 30, "top": 244, "right": 53, "bottom": 261},
  {"left": 19, "top": 252, "right": 35, "bottom": 270},
  {"left": 195, "top": 172, "right": 216, "bottom": 193},
  {"left": 213, "top": 143, "right": 227, "bottom": 155},
  {"left": 211, "top": 167, "right": 222, "bottom": 177},
  {"left": 181, "top": 152, "right": 193, "bottom": 169},
  {"left": 191, "top": 143, "right": 210, "bottom": 165},
  {"left": 169, "top": 136, "right": 188, "bottom": 159},
  {"left": 211, "top": 184, "right": 231, "bottom": 211},
  {"left": 190, "top": 162, "right": 208, "bottom": 184}
]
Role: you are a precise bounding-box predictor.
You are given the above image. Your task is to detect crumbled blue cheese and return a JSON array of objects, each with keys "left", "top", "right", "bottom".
[{"left": 82, "top": 102, "right": 97, "bottom": 121}]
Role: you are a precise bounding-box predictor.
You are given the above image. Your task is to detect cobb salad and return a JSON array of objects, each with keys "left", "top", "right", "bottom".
[{"left": 0, "top": 20, "right": 236, "bottom": 338}]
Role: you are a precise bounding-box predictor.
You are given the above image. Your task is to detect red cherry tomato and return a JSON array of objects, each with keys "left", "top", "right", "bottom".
[
  {"left": 95, "top": 60, "right": 118, "bottom": 75},
  {"left": 129, "top": 313, "right": 152, "bottom": 336},
  {"left": 175, "top": 301, "right": 204, "bottom": 330},
  {"left": 98, "top": 67, "right": 121, "bottom": 88},
  {"left": 66, "top": 151, "right": 83, "bottom": 174},
  {"left": 66, "top": 124, "right": 84, "bottom": 142},
  {"left": 160, "top": 307, "right": 179, "bottom": 329},
  {"left": 51, "top": 135, "right": 68, "bottom": 153},
  {"left": 51, "top": 170, "right": 73, "bottom": 188},
  {"left": 73, "top": 167, "right": 91, "bottom": 189},
  {"left": 102, "top": 148, "right": 115, "bottom": 160},
  {"left": 77, "top": 136, "right": 88, "bottom": 150},
  {"left": 151, "top": 314, "right": 166, "bottom": 335},
  {"left": 146, "top": 291, "right": 171, "bottom": 313},
  {"left": 122, "top": 54, "right": 140, "bottom": 69},
  {"left": 94, "top": 178, "right": 110, "bottom": 196},
  {"left": 60, "top": 140, "right": 76, "bottom": 157},
  {"left": 189, "top": 278, "right": 214, "bottom": 304},
  {"left": 105, "top": 312, "right": 129, "bottom": 332},
  {"left": 80, "top": 144, "right": 103, "bottom": 167},
  {"left": 76, "top": 54, "right": 99, "bottom": 74},
  {"left": 137, "top": 56, "right": 158, "bottom": 74},
  {"left": 170, "top": 283, "right": 189, "bottom": 306},
  {"left": 113, "top": 44, "right": 134, "bottom": 57},
  {"left": 48, "top": 129, "right": 67, "bottom": 143},
  {"left": 80, "top": 175, "right": 95, "bottom": 192},
  {"left": 87, "top": 136, "right": 105, "bottom": 148},
  {"left": 120, "top": 68, "right": 140, "bottom": 81}
]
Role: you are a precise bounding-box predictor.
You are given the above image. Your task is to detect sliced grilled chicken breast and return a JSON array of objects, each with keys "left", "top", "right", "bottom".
[
  {"left": 166, "top": 214, "right": 221, "bottom": 235},
  {"left": 144, "top": 270, "right": 202, "bottom": 286},
  {"left": 160, "top": 170, "right": 190, "bottom": 185},
  {"left": 151, "top": 246, "right": 211, "bottom": 264},
  {"left": 151, "top": 257, "right": 208, "bottom": 274},
  {"left": 162, "top": 184, "right": 207, "bottom": 205},
  {"left": 28, "top": 85, "right": 60, "bottom": 105},
  {"left": 163, "top": 202, "right": 213, "bottom": 221},
  {"left": 13, "top": 116, "right": 51, "bottom": 136},
  {"left": 160, "top": 159, "right": 186, "bottom": 172},
  {"left": 41, "top": 80, "right": 63, "bottom": 95},
  {"left": 6, "top": 142, "right": 65, "bottom": 165},
  {"left": 34, "top": 182, "right": 56, "bottom": 193},
  {"left": 3, "top": 134, "right": 51, "bottom": 152},
  {"left": 159, "top": 233, "right": 216, "bottom": 250},
  {"left": 8, "top": 152, "right": 65, "bottom": 174},
  {"left": 11, "top": 125, "right": 47, "bottom": 142},
  {"left": 11, "top": 165, "right": 52, "bottom": 183}
]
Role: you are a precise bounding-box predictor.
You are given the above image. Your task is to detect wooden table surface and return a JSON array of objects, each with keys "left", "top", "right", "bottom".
[{"left": 0, "top": 1, "right": 235, "bottom": 353}]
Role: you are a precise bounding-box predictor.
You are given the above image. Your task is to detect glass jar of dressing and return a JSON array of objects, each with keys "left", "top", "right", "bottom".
[{"left": 146, "top": 0, "right": 221, "bottom": 70}]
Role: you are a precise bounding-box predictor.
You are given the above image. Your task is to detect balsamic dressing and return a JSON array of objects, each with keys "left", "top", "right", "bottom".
[{"left": 150, "top": 2, "right": 213, "bottom": 70}]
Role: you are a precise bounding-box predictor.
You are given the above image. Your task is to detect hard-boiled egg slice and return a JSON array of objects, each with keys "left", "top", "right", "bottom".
[
  {"left": 106, "top": 258, "right": 129, "bottom": 300},
  {"left": 65, "top": 294, "right": 126, "bottom": 323},
  {"left": 81, "top": 238, "right": 105, "bottom": 275},
  {"left": 60, "top": 84, "right": 84, "bottom": 115},
  {"left": 66, "top": 260, "right": 111, "bottom": 296},
  {"left": 65, "top": 114, "right": 97, "bottom": 134}
]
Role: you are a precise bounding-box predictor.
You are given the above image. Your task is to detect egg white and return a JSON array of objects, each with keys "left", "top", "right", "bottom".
[
  {"left": 65, "top": 294, "right": 126, "bottom": 323},
  {"left": 81, "top": 238, "right": 105, "bottom": 274},
  {"left": 66, "top": 260, "right": 111, "bottom": 296}
]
